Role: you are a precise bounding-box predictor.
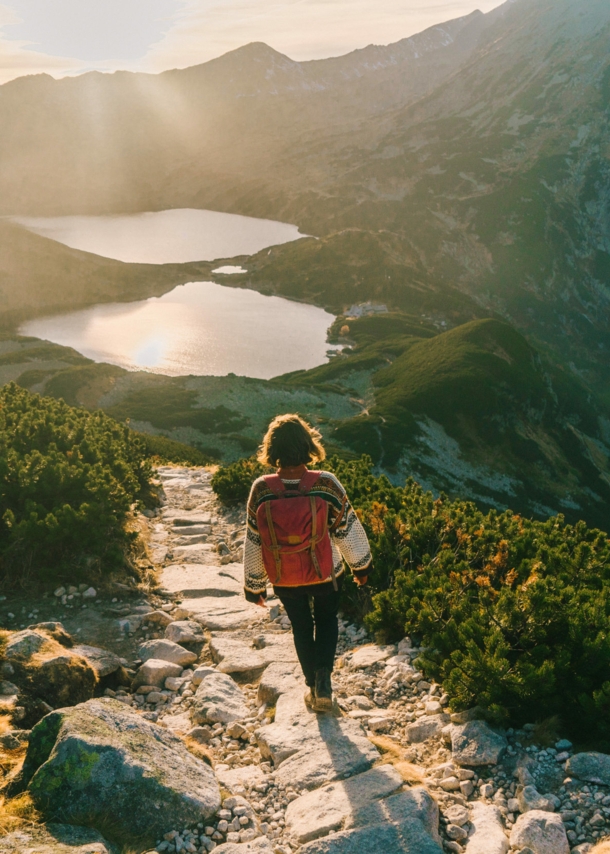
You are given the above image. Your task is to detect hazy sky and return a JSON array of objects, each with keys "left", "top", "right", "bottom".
[{"left": 0, "top": 0, "right": 505, "bottom": 84}]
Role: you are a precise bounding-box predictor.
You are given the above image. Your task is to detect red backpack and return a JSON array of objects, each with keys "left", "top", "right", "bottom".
[{"left": 256, "top": 471, "right": 342, "bottom": 589}]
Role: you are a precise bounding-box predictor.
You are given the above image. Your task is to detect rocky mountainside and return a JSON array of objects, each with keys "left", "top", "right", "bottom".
[
  {"left": 3, "top": 464, "right": 610, "bottom": 854},
  {"left": 0, "top": 4, "right": 514, "bottom": 216}
]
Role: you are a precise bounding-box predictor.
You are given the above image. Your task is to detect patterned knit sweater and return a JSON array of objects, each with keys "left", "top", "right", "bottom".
[{"left": 244, "top": 470, "right": 372, "bottom": 601}]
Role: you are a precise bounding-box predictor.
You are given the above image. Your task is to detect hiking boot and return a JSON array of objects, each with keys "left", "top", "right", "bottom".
[
  {"left": 314, "top": 668, "right": 333, "bottom": 712},
  {"left": 304, "top": 686, "right": 316, "bottom": 710}
]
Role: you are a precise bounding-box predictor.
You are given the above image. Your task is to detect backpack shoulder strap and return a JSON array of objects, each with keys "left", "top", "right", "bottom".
[
  {"left": 263, "top": 474, "right": 286, "bottom": 496},
  {"left": 298, "top": 470, "right": 321, "bottom": 493}
]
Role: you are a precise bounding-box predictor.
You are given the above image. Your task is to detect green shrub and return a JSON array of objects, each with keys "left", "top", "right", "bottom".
[
  {"left": 211, "top": 458, "right": 268, "bottom": 506},
  {"left": 212, "top": 451, "right": 610, "bottom": 743},
  {"left": 361, "top": 477, "right": 610, "bottom": 746},
  {"left": 0, "top": 383, "right": 153, "bottom": 587}
]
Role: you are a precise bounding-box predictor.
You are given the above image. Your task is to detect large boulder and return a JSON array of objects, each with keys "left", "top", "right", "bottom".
[
  {"left": 71, "top": 645, "right": 122, "bottom": 680},
  {"left": 0, "top": 823, "right": 117, "bottom": 853},
  {"left": 510, "top": 810, "right": 569, "bottom": 854},
  {"left": 1, "top": 625, "right": 97, "bottom": 726},
  {"left": 191, "top": 671, "right": 249, "bottom": 724},
  {"left": 17, "top": 698, "right": 221, "bottom": 846},
  {"left": 566, "top": 752, "right": 610, "bottom": 786},
  {"left": 451, "top": 720, "right": 507, "bottom": 766}
]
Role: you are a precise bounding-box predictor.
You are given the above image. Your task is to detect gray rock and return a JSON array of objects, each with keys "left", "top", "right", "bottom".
[
  {"left": 133, "top": 658, "right": 183, "bottom": 688},
  {"left": 518, "top": 785, "right": 555, "bottom": 813},
  {"left": 451, "top": 720, "right": 507, "bottom": 766},
  {"left": 191, "top": 671, "right": 249, "bottom": 724},
  {"left": 165, "top": 620, "right": 205, "bottom": 645},
  {"left": 566, "top": 751, "right": 610, "bottom": 785},
  {"left": 210, "top": 637, "right": 266, "bottom": 678},
  {"left": 137, "top": 639, "right": 197, "bottom": 667},
  {"left": 257, "top": 662, "right": 301, "bottom": 705},
  {"left": 161, "top": 562, "right": 242, "bottom": 598},
  {"left": 217, "top": 764, "right": 267, "bottom": 792},
  {"left": 349, "top": 785, "right": 440, "bottom": 833},
  {"left": 510, "top": 810, "right": 569, "bottom": 854},
  {"left": 189, "top": 598, "right": 267, "bottom": 631},
  {"left": 72, "top": 645, "right": 122, "bottom": 679},
  {"left": 0, "top": 823, "right": 118, "bottom": 853},
  {"left": 347, "top": 645, "right": 395, "bottom": 669},
  {"left": 192, "top": 665, "right": 217, "bottom": 686},
  {"left": 406, "top": 714, "right": 449, "bottom": 743},
  {"left": 4, "top": 629, "right": 47, "bottom": 660},
  {"left": 464, "top": 803, "right": 509, "bottom": 854},
  {"left": 298, "top": 822, "right": 442, "bottom": 854},
  {"left": 171, "top": 543, "right": 215, "bottom": 562},
  {"left": 141, "top": 610, "right": 174, "bottom": 627},
  {"left": 20, "top": 698, "right": 220, "bottom": 846},
  {"left": 285, "top": 764, "right": 403, "bottom": 842},
  {"left": 213, "top": 839, "right": 273, "bottom": 853},
  {"left": 271, "top": 723, "right": 380, "bottom": 791}
]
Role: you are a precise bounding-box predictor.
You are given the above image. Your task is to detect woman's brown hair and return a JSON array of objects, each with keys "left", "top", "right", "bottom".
[{"left": 257, "top": 414, "right": 326, "bottom": 468}]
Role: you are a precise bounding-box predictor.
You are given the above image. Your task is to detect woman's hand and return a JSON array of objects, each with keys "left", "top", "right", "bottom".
[
  {"left": 256, "top": 595, "right": 267, "bottom": 607},
  {"left": 355, "top": 575, "right": 368, "bottom": 587}
]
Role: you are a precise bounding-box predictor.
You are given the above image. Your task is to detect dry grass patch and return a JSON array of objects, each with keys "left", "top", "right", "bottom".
[
  {"left": 0, "top": 792, "right": 40, "bottom": 835},
  {"left": 369, "top": 735, "right": 427, "bottom": 784},
  {"left": 591, "top": 843, "right": 610, "bottom": 853},
  {"left": 182, "top": 736, "right": 213, "bottom": 767}
]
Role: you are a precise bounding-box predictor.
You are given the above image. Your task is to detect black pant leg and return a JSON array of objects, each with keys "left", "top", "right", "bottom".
[
  {"left": 312, "top": 588, "right": 340, "bottom": 673},
  {"left": 276, "top": 594, "right": 316, "bottom": 687}
]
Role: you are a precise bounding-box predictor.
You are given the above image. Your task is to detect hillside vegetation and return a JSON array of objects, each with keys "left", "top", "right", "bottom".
[
  {"left": 213, "top": 453, "right": 610, "bottom": 748},
  {"left": 0, "top": 383, "right": 153, "bottom": 587}
]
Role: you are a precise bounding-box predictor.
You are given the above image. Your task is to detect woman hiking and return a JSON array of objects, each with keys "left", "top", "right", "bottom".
[{"left": 243, "top": 414, "right": 372, "bottom": 713}]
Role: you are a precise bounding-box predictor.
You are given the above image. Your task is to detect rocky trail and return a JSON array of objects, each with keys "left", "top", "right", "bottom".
[{"left": 2, "top": 466, "right": 610, "bottom": 854}]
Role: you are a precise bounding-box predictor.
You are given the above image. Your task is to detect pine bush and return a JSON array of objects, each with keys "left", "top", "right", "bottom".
[
  {"left": 213, "top": 452, "right": 610, "bottom": 743},
  {"left": 0, "top": 383, "right": 152, "bottom": 586}
]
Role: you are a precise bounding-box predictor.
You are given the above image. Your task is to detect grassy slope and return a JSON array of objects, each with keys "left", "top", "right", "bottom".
[{"left": 0, "top": 221, "right": 223, "bottom": 328}]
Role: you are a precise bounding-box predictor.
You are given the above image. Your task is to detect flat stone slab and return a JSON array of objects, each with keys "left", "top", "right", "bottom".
[
  {"left": 191, "top": 671, "right": 249, "bottom": 724},
  {"left": 285, "top": 764, "right": 403, "bottom": 842},
  {"left": 1, "top": 823, "right": 118, "bottom": 853},
  {"left": 162, "top": 563, "right": 242, "bottom": 598},
  {"left": 346, "top": 645, "right": 396, "bottom": 669},
  {"left": 210, "top": 637, "right": 267, "bottom": 677},
  {"left": 465, "top": 803, "right": 509, "bottom": 854},
  {"left": 170, "top": 543, "right": 216, "bottom": 563},
  {"left": 298, "top": 821, "right": 442, "bottom": 854},
  {"left": 257, "top": 714, "right": 380, "bottom": 790},
  {"left": 189, "top": 599, "right": 267, "bottom": 631},
  {"left": 451, "top": 721, "right": 507, "bottom": 766},
  {"left": 213, "top": 839, "right": 273, "bottom": 854},
  {"left": 257, "top": 662, "right": 302, "bottom": 705}
]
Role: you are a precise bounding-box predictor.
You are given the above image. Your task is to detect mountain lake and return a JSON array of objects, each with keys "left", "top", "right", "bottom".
[{"left": 16, "top": 209, "right": 338, "bottom": 379}]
